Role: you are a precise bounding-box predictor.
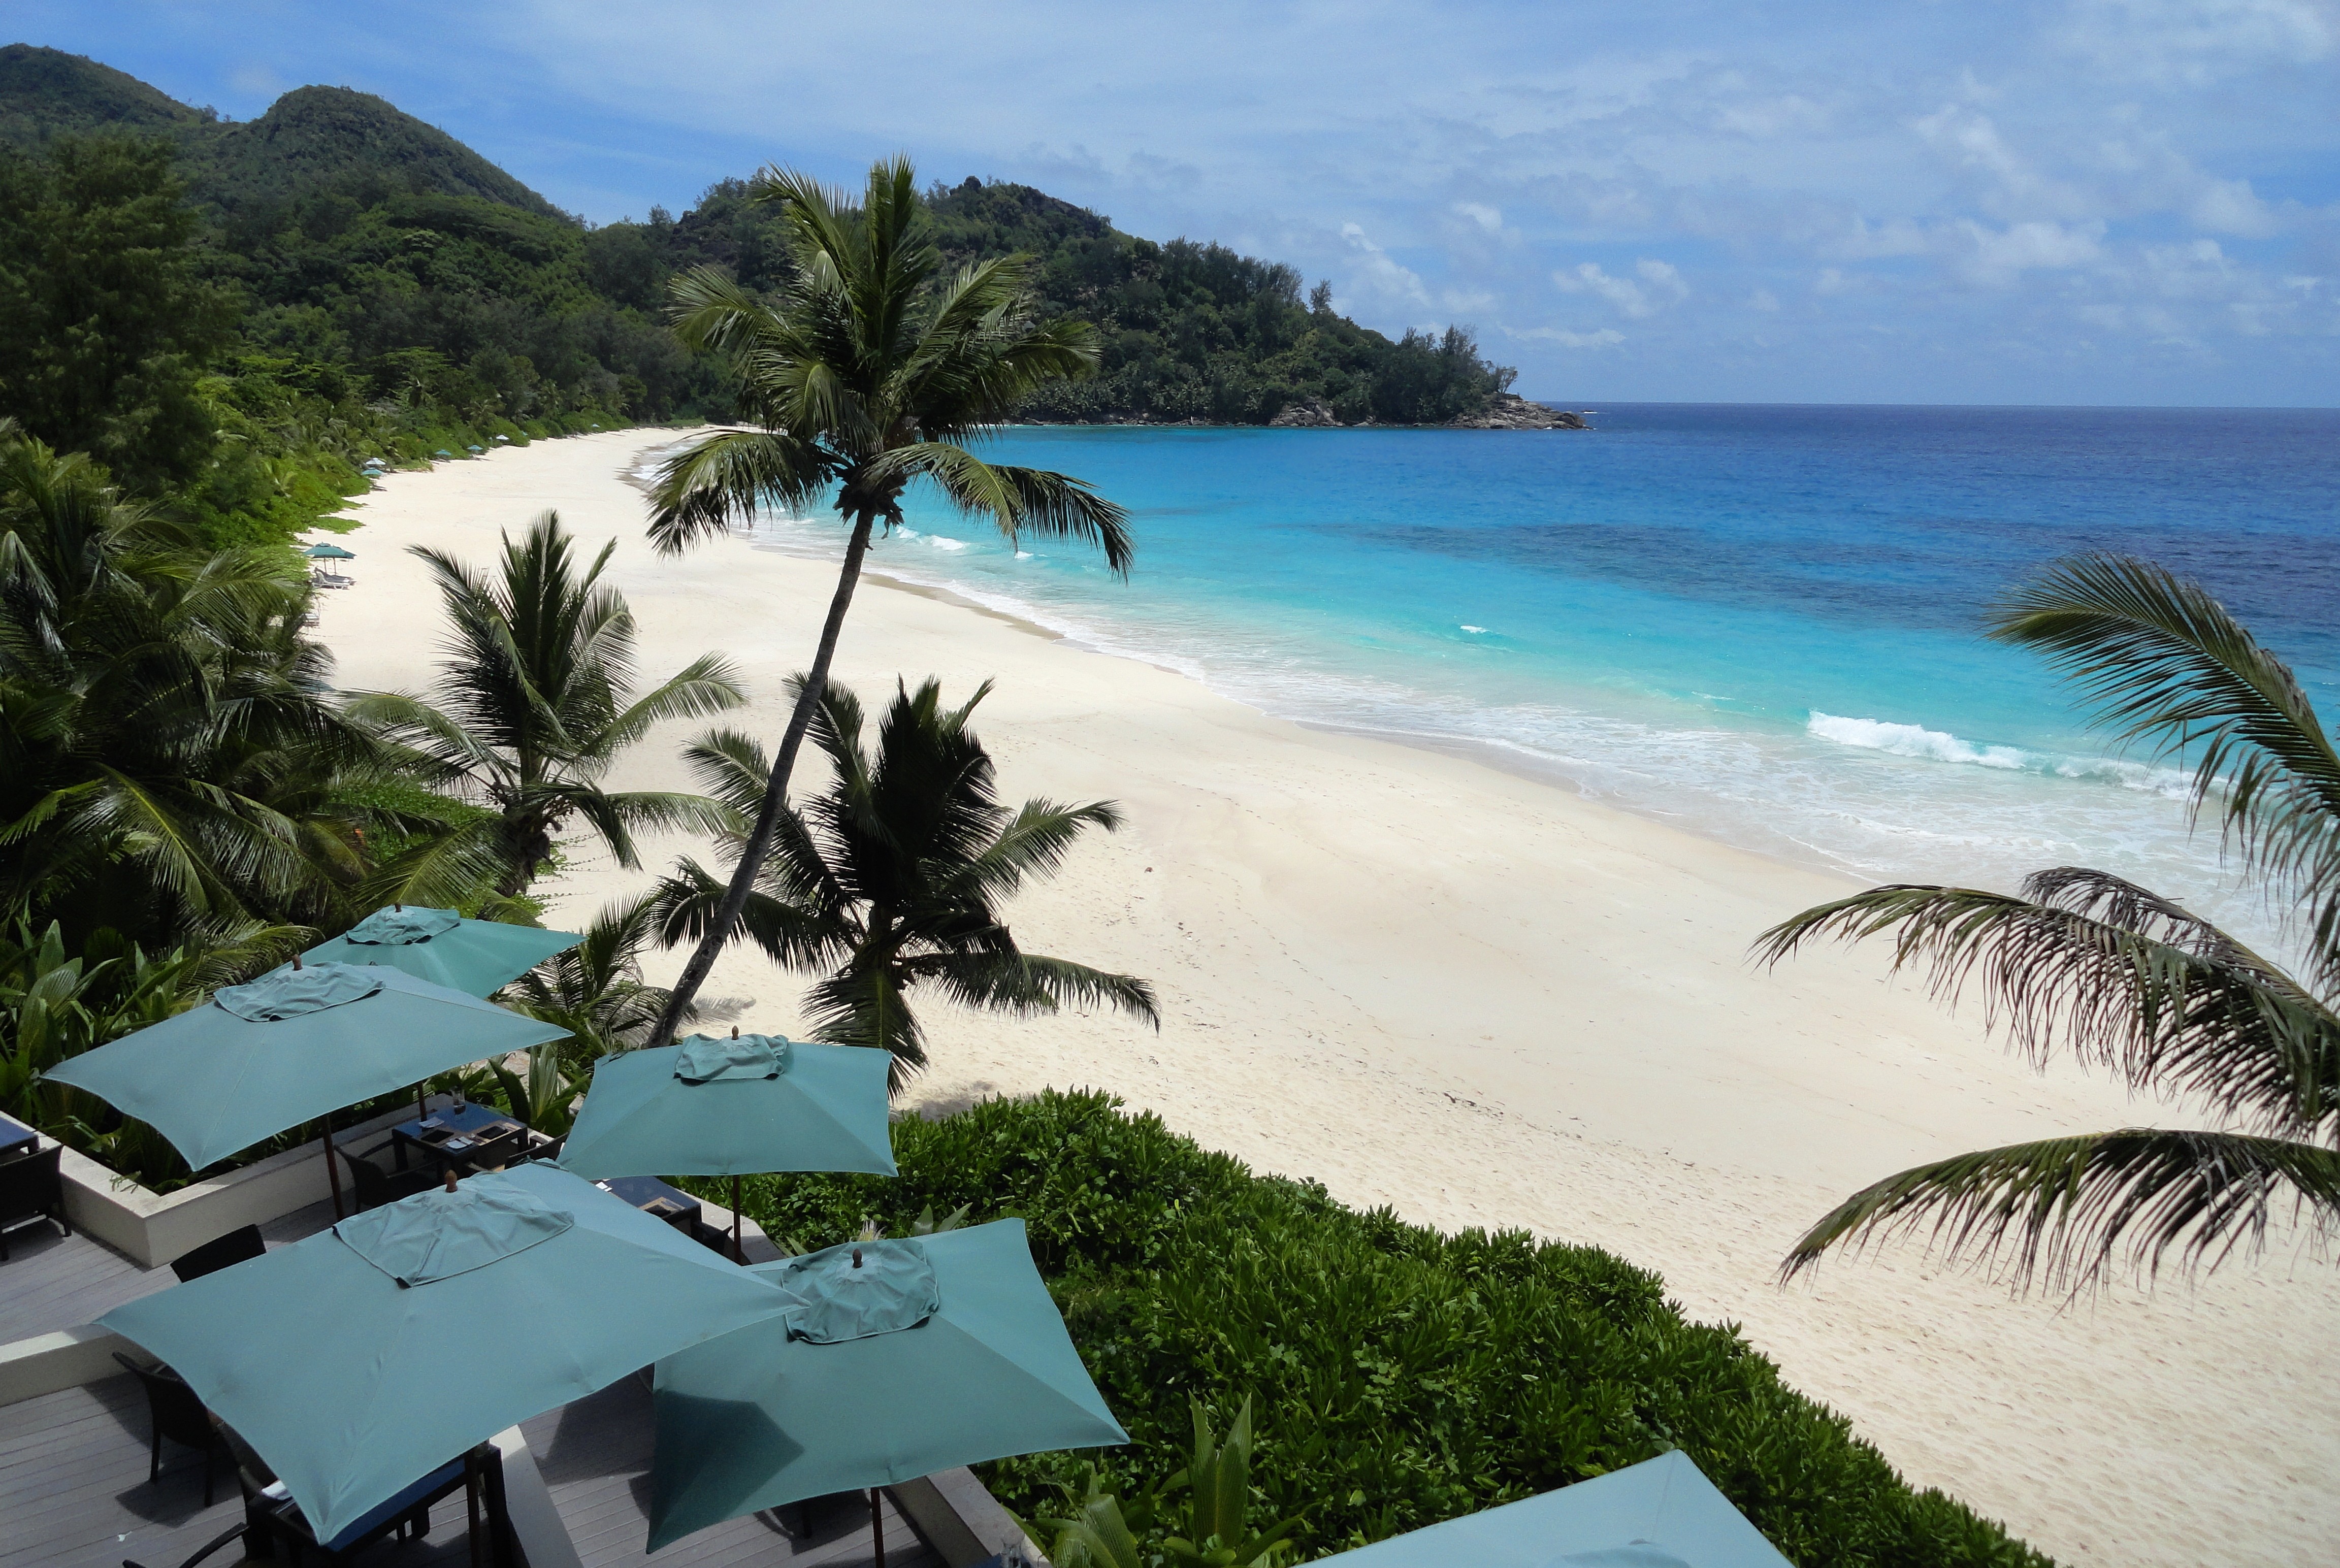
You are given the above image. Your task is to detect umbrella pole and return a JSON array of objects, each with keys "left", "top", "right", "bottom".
[
  {"left": 322, "top": 1110, "right": 346, "bottom": 1220},
  {"left": 730, "top": 1175, "right": 743, "bottom": 1262},
  {"left": 869, "top": 1488, "right": 884, "bottom": 1568}
]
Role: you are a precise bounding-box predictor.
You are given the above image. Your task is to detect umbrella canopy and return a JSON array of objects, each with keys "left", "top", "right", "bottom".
[
  {"left": 433, "top": 448, "right": 453, "bottom": 458},
  {"left": 41, "top": 963, "right": 567, "bottom": 1170},
  {"left": 466, "top": 444, "right": 484, "bottom": 452},
  {"left": 298, "top": 905, "right": 581, "bottom": 997},
  {"left": 647, "top": 1219, "right": 1127, "bottom": 1550},
  {"left": 559, "top": 1034, "right": 895, "bottom": 1179},
  {"left": 304, "top": 542, "right": 356, "bottom": 559},
  {"left": 102, "top": 1164, "right": 791, "bottom": 1545},
  {"left": 1310, "top": 1451, "right": 1792, "bottom": 1568}
]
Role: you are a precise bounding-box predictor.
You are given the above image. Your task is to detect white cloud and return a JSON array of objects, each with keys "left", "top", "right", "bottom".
[
  {"left": 1955, "top": 219, "right": 2105, "bottom": 282},
  {"left": 1552, "top": 259, "right": 1688, "bottom": 317},
  {"left": 1454, "top": 201, "right": 1503, "bottom": 232},
  {"left": 1339, "top": 221, "right": 1432, "bottom": 308},
  {"left": 1512, "top": 326, "right": 1629, "bottom": 349}
]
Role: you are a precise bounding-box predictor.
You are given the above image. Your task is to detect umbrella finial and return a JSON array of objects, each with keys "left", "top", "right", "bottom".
[
  {"left": 395, "top": 902, "right": 402, "bottom": 912},
  {"left": 731, "top": 1025, "right": 739, "bottom": 1039},
  {"left": 852, "top": 1247, "right": 863, "bottom": 1269},
  {"left": 444, "top": 1168, "right": 458, "bottom": 1193},
  {"left": 292, "top": 954, "right": 303, "bottom": 970}
]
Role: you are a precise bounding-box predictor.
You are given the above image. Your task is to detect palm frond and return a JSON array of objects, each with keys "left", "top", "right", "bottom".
[
  {"left": 647, "top": 428, "right": 835, "bottom": 557},
  {"left": 869, "top": 446, "right": 1134, "bottom": 576},
  {"left": 1752, "top": 880, "right": 2340, "bottom": 1138},
  {"left": 1782, "top": 1128, "right": 2340, "bottom": 1293},
  {"left": 1989, "top": 554, "right": 2340, "bottom": 993}
]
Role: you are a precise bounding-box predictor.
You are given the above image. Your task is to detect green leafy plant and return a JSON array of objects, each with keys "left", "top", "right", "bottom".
[
  {"left": 710, "top": 1091, "right": 2051, "bottom": 1567},
  {"left": 652, "top": 676, "right": 1157, "bottom": 1090},
  {"left": 1756, "top": 556, "right": 2340, "bottom": 1293},
  {"left": 1045, "top": 1396, "right": 1300, "bottom": 1568}
]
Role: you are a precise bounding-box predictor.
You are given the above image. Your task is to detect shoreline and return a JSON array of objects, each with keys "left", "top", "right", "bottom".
[{"left": 315, "top": 431, "right": 2340, "bottom": 1568}]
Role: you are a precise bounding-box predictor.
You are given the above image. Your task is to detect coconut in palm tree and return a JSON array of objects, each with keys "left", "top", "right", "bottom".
[
  {"left": 349, "top": 511, "right": 747, "bottom": 901},
  {"left": 641, "top": 156, "right": 1135, "bottom": 1042},
  {"left": 652, "top": 676, "right": 1157, "bottom": 1091},
  {"left": 1756, "top": 555, "right": 2340, "bottom": 1292}
]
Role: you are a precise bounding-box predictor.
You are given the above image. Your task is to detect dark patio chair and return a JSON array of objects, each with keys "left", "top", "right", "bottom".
[
  {"left": 112, "top": 1352, "right": 232, "bottom": 1506},
  {"left": 0, "top": 1142, "right": 68, "bottom": 1260},
  {"left": 169, "top": 1224, "right": 265, "bottom": 1283},
  {"left": 121, "top": 1446, "right": 501, "bottom": 1568},
  {"left": 341, "top": 1142, "right": 435, "bottom": 1211},
  {"left": 235, "top": 1441, "right": 511, "bottom": 1568}
]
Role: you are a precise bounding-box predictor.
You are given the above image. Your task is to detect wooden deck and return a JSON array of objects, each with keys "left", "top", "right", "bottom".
[
  {"left": 3, "top": 1375, "right": 938, "bottom": 1568},
  {"left": 0, "top": 1200, "right": 338, "bottom": 1344}
]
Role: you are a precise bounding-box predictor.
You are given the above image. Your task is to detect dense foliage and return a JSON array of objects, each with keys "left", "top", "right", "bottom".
[
  {"left": 711, "top": 1091, "right": 2052, "bottom": 1567},
  {"left": 654, "top": 675, "right": 1156, "bottom": 1089},
  {"left": 923, "top": 179, "right": 1516, "bottom": 426}
]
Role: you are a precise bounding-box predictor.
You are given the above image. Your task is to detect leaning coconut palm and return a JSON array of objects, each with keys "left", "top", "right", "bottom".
[
  {"left": 1756, "top": 556, "right": 2340, "bottom": 1293},
  {"left": 651, "top": 677, "right": 1158, "bottom": 1091},
  {"left": 348, "top": 512, "right": 746, "bottom": 900},
  {"left": 642, "top": 156, "right": 1133, "bottom": 1044}
]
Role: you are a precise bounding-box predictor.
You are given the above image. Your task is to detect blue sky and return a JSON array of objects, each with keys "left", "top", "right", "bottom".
[{"left": 17, "top": 1, "right": 2338, "bottom": 405}]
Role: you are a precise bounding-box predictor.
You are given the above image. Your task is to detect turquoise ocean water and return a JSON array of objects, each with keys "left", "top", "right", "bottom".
[{"left": 708, "top": 406, "right": 2340, "bottom": 940}]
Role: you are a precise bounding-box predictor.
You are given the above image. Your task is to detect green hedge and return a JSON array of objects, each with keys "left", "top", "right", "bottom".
[{"left": 702, "top": 1090, "right": 2051, "bottom": 1566}]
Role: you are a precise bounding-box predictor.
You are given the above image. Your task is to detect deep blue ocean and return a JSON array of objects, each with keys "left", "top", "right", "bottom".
[{"left": 714, "top": 406, "right": 2340, "bottom": 936}]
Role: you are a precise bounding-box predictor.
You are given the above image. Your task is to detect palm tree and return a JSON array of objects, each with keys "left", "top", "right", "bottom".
[
  {"left": 1754, "top": 556, "right": 2340, "bottom": 1292},
  {"left": 652, "top": 676, "right": 1158, "bottom": 1091},
  {"left": 490, "top": 891, "right": 680, "bottom": 1135},
  {"left": 641, "top": 156, "right": 1135, "bottom": 1044},
  {"left": 348, "top": 511, "right": 747, "bottom": 900},
  {"left": 0, "top": 421, "right": 388, "bottom": 942}
]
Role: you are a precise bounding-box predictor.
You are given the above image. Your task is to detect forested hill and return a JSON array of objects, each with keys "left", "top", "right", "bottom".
[
  {"left": 0, "top": 45, "right": 561, "bottom": 215},
  {"left": 0, "top": 44, "right": 1532, "bottom": 541}
]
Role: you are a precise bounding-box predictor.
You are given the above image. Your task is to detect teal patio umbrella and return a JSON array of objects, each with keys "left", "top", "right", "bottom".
[
  {"left": 304, "top": 542, "right": 356, "bottom": 560},
  {"left": 101, "top": 1163, "right": 791, "bottom": 1546},
  {"left": 647, "top": 1218, "right": 1127, "bottom": 1552},
  {"left": 300, "top": 905, "right": 581, "bottom": 997},
  {"left": 42, "top": 963, "right": 567, "bottom": 1212},
  {"left": 1311, "top": 1450, "right": 1793, "bottom": 1567},
  {"left": 560, "top": 1032, "right": 895, "bottom": 1257}
]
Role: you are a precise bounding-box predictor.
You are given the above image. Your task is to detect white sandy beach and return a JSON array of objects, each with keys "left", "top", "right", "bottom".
[{"left": 312, "top": 431, "right": 2340, "bottom": 1568}]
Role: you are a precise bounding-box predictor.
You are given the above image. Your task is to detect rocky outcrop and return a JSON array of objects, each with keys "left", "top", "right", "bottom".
[
  {"left": 1268, "top": 398, "right": 1341, "bottom": 428},
  {"left": 1448, "top": 394, "right": 1587, "bottom": 430}
]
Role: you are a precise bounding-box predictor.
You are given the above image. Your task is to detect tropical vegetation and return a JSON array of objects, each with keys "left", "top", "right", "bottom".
[
  {"left": 704, "top": 1089, "right": 2053, "bottom": 1566},
  {"left": 639, "top": 155, "right": 1138, "bottom": 1041},
  {"left": 347, "top": 511, "right": 744, "bottom": 901},
  {"left": 652, "top": 676, "right": 1157, "bottom": 1090},
  {"left": 1756, "top": 556, "right": 2340, "bottom": 1292}
]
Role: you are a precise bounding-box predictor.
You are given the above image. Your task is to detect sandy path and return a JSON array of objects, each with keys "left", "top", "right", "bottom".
[{"left": 312, "top": 432, "right": 2340, "bottom": 1567}]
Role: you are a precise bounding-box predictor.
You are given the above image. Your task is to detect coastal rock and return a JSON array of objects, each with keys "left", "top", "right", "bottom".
[
  {"left": 1449, "top": 393, "right": 1588, "bottom": 430},
  {"left": 1269, "top": 398, "right": 1342, "bottom": 428}
]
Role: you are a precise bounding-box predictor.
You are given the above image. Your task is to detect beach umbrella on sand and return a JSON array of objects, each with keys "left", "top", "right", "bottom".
[
  {"left": 466, "top": 444, "right": 485, "bottom": 453},
  {"left": 433, "top": 448, "right": 453, "bottom": 459},
  {"left": 102, "top": 1163, "right": 790, "bottom": 1547},
  {"left": 646, "top": 1219, "right": 1127, "bottom": 1553},
  {"left": 299, "top": 905, "right": 581, "bottom": 997},
  {"left": 1309, "top": 1450, "right": 1791, "bottom": 1567},
  {"left": 42, "top": 963, "right": 567, "bottom": 1214},
  {"left": 304, "top": 542, "right": 356, "bottom": 560},
  {"left": 559, "top": 1031, "right": 894, "bottom": 1259},
  {"left": 494, "top": 434, "right": 509, "bottom": 442}
]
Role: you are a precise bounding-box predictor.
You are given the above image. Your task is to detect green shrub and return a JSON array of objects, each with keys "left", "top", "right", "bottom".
[{"left": 705, "top": 1090, "right": 2052, "bottom": 1566}]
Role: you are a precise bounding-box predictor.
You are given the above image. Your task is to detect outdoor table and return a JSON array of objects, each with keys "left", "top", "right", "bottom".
[
  {"left": 592, "top": 1174, "right": 703, "bottom": 1238},
  {"left": 390, "top": 1103, "right": 529, "bottom": 1173},
  {"left": 0, "top": 1110, "right": 37, "bottom": 1164}
]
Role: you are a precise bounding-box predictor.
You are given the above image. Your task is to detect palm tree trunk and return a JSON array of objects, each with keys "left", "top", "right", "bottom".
[{"left": 649, "top": 510, "right": 875, "bottom": 1043}]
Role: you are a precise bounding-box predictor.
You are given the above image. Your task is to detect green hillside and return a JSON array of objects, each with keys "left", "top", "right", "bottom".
[{"left": 0, "top": 43, "right": 1531, "bottom": 548}]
